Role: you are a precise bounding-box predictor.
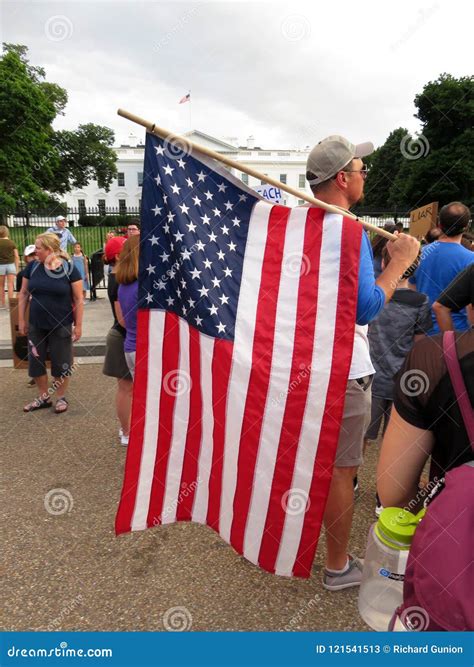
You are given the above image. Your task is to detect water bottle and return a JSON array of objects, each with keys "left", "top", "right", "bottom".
[{"left": 358, "top": 507, "right": 424, "bottom": 631}]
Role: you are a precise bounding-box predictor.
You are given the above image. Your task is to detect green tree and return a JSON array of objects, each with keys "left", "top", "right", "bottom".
[
  {"left": 0, "top": 44, "right": 117, "bottom": 215},
  {"left": 365, "top": 74, "right": 474, "bottom": 210},
  {"left": 363, "top": 128, "right": 410, "bottom": 208}
]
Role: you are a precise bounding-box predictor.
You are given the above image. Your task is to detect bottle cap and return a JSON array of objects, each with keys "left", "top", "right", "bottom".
[{"left": 375, "top": 507, "right": 425, "bottom": 550}]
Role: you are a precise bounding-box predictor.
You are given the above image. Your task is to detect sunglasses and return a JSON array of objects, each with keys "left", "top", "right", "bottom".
[{"left": 343, "top": 164, "right": 369, "bottom": 179}]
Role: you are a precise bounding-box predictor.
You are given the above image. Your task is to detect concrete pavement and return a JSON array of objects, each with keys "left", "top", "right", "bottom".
[{"left": 1, "top": 361, "right": 376, "bottom": 632}]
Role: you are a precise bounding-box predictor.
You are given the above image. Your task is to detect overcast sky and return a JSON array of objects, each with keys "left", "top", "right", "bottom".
[{"left": 2, "top": 0, "right": 472, "bottom": 150}]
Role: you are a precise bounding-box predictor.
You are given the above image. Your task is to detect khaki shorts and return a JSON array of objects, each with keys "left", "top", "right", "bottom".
[
  {"left": 102, "top": 328, "right": 132, "bottom": 381},
  {"left": 334, "top": 377, "right": 372, "bottom": 468}
]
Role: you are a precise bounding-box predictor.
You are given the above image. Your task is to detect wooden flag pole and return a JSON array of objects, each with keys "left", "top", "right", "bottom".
[{"left": 118, "top": 108, "right": 395, "bottom": 240}]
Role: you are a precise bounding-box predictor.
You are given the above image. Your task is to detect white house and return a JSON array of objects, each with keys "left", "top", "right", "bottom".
[{"left": 64, "top": 130, "right": 314, "bottom": 215}]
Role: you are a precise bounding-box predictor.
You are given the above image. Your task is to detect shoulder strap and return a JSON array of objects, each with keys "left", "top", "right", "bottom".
[{"left": 443, "top": 331, "right": 474, "bottom": 449}]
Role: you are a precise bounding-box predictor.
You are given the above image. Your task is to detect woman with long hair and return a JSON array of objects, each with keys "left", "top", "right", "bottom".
[
  {"left": 102, "top": 235, "right": 133, "bottom": 446},
  {"left": 18, "top": 233, "right": 84, "bottom": 413},
  {"left": 371, "top": 222, "right": 397, "bottom": 278},
  {"left": 115, "top": 235, "right": 140, "bottom": 379}
]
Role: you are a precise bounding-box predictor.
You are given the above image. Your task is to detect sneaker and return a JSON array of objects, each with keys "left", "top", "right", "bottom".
[
  {"left": 27, "top": 378, "right": 36, "bottom": 387},
  {"left": 353, "top": 476, "right": 359, "bottom": 493},
  {"left": 375, "top": 494, "right": 383, "bottom": 517},
  {"left": 120, "top": 433, "right": 129, "bottom": 447},
  {"left": 322, "top": 555, "right": 364, "bottom": 591}
]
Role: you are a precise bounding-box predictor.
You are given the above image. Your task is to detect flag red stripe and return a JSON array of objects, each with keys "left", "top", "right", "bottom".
[
  {"left": 206, "top": 338, "right": 233, "bottom": 530},
  {"left": 230, "top": 206, "right": 291, "bottom": 553},
  {"left": 257, "top": 207, "right": 324, "bottom": 572},
  {"left": 146, "top": 312, "right": 180, "bottom": 527},
  {"left": 115, "top": 309, "right": 150, "bottom": 534},
  {"left": 292, "top": 217, "right": 362, "bottom": 576},
  {"left": 176, "top": 325, "right": 203, "bottom": 520}
]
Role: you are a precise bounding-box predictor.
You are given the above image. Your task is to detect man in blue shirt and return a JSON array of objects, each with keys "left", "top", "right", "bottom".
[
  {"left": 305, "top": 135, "right": 420, "bottom": 591},
  {"left": 409, "top": 202, "right": 474, "bottom": 334},
  {"left": 47, "top": 215, "right": 77, "bottom": 252}
]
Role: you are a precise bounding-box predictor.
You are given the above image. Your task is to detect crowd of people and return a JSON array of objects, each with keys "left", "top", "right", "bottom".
[{"left": 3, "top": 135, "right": 473, "bottom": 629}]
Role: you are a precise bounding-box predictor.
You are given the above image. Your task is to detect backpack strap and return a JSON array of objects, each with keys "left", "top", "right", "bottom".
[{"left": 443, "top": 331, "right": 474, "bottom": 451}]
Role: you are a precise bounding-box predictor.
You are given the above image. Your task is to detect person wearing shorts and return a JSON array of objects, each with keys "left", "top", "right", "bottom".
[
  {"left": 18, "top": 233, "right": 83, "bottom": 414},
  {"left": 0, "top": 225, "right": 19, "bottom": 308},
  {"left": 102, "top": 235, "right": 133, "bottom": 446}
]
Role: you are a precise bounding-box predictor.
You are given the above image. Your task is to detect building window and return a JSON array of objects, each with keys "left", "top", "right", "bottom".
[
  {"left": 298, "top": 199, "right": 305, "bottom": 205},
  {"left": 260, "top": 173, "right": 268, "bottom": 185},
  {"left": 98, "top": 199, "right": 106, "bottom": 216},
  {"left": 119, "top": 199, "right": 127, "bottom": 214},
  {"left": 117, "top": 172, "right": 125, "bottom": 187},
  {"left": 78, "top": 199, "right": 86, "bottom": 215},
  {"left": 241, "top": 173, "right": 249, "bottom": 185},
  {"left": 137, "top": 172, "right": 144, "bottom": 186},
  {"left": 280, "top": 174, "right": 287, "bottom": 184},
  {"left": 298, "top": 174, "right": 306, "bottom": 188}
]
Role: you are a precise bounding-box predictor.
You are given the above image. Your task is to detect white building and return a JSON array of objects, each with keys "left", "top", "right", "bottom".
[{"left": 65, "top": 130, "right": 313, "bottom": 214}]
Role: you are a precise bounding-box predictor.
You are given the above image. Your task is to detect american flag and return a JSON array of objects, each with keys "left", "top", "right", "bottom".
[{"left": 115, "top": 132, "right": 362, "bottom": 577}]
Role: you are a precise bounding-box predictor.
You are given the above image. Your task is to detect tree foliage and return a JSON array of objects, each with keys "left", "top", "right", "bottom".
[
  {"left": 363, "top": 74, "right": 474, "bottom": 209},
  {"left": 0, "top": 44, "right": 117, "bottom": 215}
]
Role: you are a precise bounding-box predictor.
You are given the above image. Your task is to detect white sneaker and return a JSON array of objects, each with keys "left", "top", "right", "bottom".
[{"left": 120, "top": 433, "right": 129, "bottom": 446}]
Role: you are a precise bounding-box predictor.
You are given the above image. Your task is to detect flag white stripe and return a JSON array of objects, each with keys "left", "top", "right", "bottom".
[
  {"left": 243, "top": 206, "right": 308, "bottom": 564},
  {"left": 275, "top": 213, "right": 343, "bottom": 575},
  {"left": 219, "top": 201, "right": 273, "bottom": 541},
  {"left": 191, "top": 333, "right": 215, "bottom": 524},
  {"left": 162, "top": 316, "right": 191, "bottom": 524},
  {"left": 131, "top": 310, "right": 166, "bottom": 531}
]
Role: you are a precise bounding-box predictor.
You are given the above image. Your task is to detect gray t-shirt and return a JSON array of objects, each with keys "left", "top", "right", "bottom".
[{"left": 368, "top": 288, "right": 432, "bottom": 399}]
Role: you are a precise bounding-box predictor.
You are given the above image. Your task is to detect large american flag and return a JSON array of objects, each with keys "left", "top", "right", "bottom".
[{"left": 115, "top": 132, "right": 362, "bottom": 577}]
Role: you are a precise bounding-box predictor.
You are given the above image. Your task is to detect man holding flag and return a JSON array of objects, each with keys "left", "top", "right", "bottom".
[
  {"left": 115, "top": 128, "right": 418, "bottom": 582},
  {"left": 305, "top": 136, "right": 419, "bottom": 589}
]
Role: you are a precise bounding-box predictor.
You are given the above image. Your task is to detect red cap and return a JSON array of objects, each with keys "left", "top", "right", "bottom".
[{"left": 104, "top": 236, "right": 126, "bottom": 261}]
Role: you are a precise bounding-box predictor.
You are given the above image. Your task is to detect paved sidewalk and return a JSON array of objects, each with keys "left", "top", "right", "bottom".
[{"left": 1, "top": 363, "right": 375, "bottom": 632}]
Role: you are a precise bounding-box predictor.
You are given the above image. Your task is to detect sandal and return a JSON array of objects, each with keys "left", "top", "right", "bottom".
[
  {"left": 55, "top": 397, "right": 69, "bottom": 414},
  {"left": 23, "top": 397, "right": 52, "bottom": 412}
]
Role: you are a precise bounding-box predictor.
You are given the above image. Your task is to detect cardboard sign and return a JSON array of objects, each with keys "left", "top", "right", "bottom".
[{"left": 409, "top": 202, "right": 438, "bottom": 239}]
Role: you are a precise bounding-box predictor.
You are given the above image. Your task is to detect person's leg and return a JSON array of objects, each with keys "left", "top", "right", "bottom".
[
  {"left": 323, "top": 378, "right": 371, "bottom": 575},
  {"left": 0, "top": 274, "right": 5, "bottom": 306},
  {"left": 49, "top": 325, "right": 73, "bottom": 411},
  {"left": 7, "top": 273, "right": 15, "bottom": 301},
  {"left": 24, "top": 326, "right": 50, "bottom": 410},
  {"left": 324, "top": 464, "right": 358, "bottom": 569},
  {"left": 116, "top": 378, "right": 133, "bottom": 435}
]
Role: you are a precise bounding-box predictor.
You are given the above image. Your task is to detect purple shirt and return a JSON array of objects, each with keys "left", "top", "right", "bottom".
[{"left": 118, "top": 281, "right": 138, "bottom": 353}]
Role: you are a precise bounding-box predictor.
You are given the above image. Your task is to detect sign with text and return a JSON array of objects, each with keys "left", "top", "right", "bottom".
[
  {"left": 409, "top": 202, "right": 438, "bottom": 239},
  {"left": 254, "top": 185, "right": 282, "bottom": 204}
]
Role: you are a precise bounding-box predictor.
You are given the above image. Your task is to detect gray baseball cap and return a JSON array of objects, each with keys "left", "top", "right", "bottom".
[{"left": 306, "top": 135, "right": 374, "bottom": 185}]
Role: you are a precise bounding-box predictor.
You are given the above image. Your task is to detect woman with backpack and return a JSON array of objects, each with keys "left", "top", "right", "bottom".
[
  {"left": 377, "top": 328, "right": 474, "bottom": 630},
  {"left": 18, "top": 233, "right": 84, "bottom": 414}
]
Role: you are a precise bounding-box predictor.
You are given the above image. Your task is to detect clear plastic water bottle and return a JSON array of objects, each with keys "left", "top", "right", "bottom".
[{"left": 358, "top": 508, "right": 424, "bottom": 631}]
